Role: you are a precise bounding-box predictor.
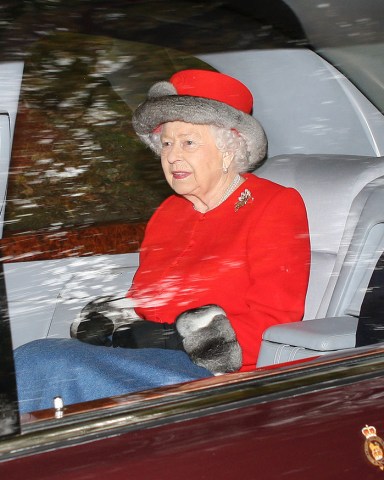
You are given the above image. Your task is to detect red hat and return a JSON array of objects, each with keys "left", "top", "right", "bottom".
[
  {"left": 169, "top": 69, "right": 253, "bottom": 114},
  {"left": 132, "top": 69, "right": 267, "bottom": 169}
]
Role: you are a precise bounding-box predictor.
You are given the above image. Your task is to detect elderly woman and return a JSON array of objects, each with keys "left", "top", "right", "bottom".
[{"left": 14, "top": 69, "right": 310, "bottom": 413}]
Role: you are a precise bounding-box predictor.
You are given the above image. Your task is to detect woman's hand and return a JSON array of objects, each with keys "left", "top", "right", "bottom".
[
  {"left": 175, "top": 305, "right": 242, "bottom": 375},
  {"left": 70, "top": 295, "right": 184, "bottom": 349},
  {"left": 70, "top": 296, "right": 140, "bottom": 346}
]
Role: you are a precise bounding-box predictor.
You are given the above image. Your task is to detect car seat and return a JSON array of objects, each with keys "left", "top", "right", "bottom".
[{"left": 256, "top": 155, "right": 384, "bottom": 366}]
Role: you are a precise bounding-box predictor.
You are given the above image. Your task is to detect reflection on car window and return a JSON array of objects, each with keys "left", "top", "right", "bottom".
[
  {"left": 5, "top": 33, "right": 216, "bottom": 236},
  {"left": 0, "top": 33, "right": 222, "bottom": 262},
  {"left": 0, "top": 2, "right": 312, "bottom": 423}
]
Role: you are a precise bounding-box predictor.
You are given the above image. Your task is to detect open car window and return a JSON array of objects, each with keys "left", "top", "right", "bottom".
[{"left": 1, "top": 4, "right": 384, "bottom": 474}]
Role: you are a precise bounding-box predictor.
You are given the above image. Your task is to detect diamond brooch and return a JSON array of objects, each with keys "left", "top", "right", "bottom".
[{"left": 235, "top": 189, "right": 253, "bottom": 211}]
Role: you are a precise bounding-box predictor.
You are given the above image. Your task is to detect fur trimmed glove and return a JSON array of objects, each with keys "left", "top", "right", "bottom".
[
  {"left": 70, "top": 296, "right": 142, "bottom": 346},
  {"left": 70, "top": 298, "right": 242, "bottom": 374},
  {"left": 175, "top": 305, "right": 242, "bottom": 374}
]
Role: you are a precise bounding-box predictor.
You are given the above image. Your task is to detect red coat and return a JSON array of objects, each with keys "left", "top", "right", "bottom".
[{"left": 128, "top": 173, "right": 310, "bottom": 371}]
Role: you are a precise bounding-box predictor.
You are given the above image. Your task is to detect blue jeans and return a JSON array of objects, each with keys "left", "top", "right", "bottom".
[{"left": 14, "top": 338, "right": 212, "bottom": 413}]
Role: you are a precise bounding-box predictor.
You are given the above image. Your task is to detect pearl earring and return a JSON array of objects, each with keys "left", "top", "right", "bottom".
[{"left": 223, "top": 153, "right": 229, "bottom": 173}]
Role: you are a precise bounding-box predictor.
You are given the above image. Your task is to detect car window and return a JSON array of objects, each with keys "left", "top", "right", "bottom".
[
  {"left": 1, "top": 0, "right": 384, "bottom": 439},
  {"left": 5, "top": 33, "right": 201, "bottom": 238},
  {"left": 0, "top": 1, "right": 305, "bottom": 428}
]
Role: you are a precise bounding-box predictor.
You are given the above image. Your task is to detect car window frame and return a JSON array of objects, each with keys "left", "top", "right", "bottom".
[
  {"left": 2, "top": 0, "right": 384, "bottom": 457},
  {"left": 0, "top": 261, "right": 20, "bottom": 440}
]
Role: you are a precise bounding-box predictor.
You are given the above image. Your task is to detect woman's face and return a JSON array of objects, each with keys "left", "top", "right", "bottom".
[{"left": 160, "top": 121, "right": 226, "bottom": 201}]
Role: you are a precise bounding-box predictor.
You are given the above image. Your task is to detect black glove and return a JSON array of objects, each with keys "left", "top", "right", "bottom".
[
  {"left": 112, "top": 322, "right": 184, "bottom": 350},
  {"left": 70, "top": 296, "right": 141, "bottom": 346},
  {"left": 175, "top": 304, "right": 242, "bottom": 375},
  {"left": 70, "top": 295, "right": 184, "bottom": 350}
]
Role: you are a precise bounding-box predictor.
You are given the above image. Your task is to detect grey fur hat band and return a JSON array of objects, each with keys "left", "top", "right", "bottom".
[{"left": 132, "top": 69, "right": 267, "bottom": 168}]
